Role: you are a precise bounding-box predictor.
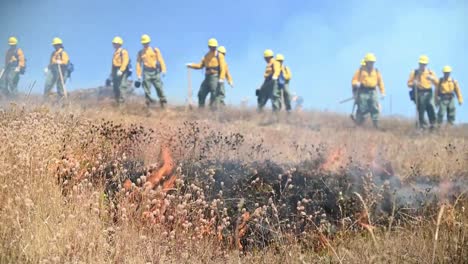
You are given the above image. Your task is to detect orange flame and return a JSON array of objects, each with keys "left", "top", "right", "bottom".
[
  {"left": 145, "top": 147, "right": 175, "bottom": 190},
  {"left": 321, "top": 147, "right": 346, "bottom": 172},
  {"left": 236, "top": 212, "right": 251, "bottom": 250}
]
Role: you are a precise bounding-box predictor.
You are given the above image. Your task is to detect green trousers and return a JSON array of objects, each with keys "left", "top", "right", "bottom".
[
  {"left": 143, "top": 70, "right": 166, "bottom": 106},
  {"left": 280, "top": 82, "right": 292, "bottom": 111},
  {"left": 437, "top": 97, "right": 456, "bottom": 125},
  {"left": 216, "top": 82, "right": 226, "bottom": 107},
  {"left": 198, "top": 74, "right": 218, "bottom": 108},
  {"left": 257, "top": 79, "right": 281, "bottom": 111},
  {"left": 44, "top": 65, "right": 66, "bottom": 98},
  {"left": 0, "top": 67, "right": 20, "bottom": 97},
  {"left": 415, "top": 90, "right": 436, "bottom": 127},
  {"left": 112, "top": 67, "right": 128, "bottom": 104},
  {"left": 356, "top": 89, "right": 379, "bottom": 126}
]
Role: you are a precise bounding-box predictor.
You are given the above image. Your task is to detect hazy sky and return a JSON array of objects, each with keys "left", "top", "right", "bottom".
[{"left": 1, "top": 0, "right": 467, "bottom": 121}]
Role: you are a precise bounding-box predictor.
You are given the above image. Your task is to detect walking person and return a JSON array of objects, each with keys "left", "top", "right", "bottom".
[
  {"left": 0, "top": 37, "right": 26, "bottom": 97},
  {"left": 435, "top": 66, "right": 463, "bottom": 125},
  {"left": 44, "top": 37, "right": 70, "bottom": 100}
]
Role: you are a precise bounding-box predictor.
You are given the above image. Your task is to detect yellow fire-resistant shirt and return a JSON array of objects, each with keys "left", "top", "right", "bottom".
[
  {"left": 264, "top": 59, "right": 281, "bottom": 79},
  {"left": 351, "top": 68, "right": 385, "bottom": 94},
  {"left": 189, "top": 51, "right": 226, "bottom": 81},
  {"left": 224, "top": 61, "right": 233, "bottom": 84},
  {"left": 280, "top": 65, "right": 292, "bottom": 81},
  {"left": 407, "top": 69, "right": 437, "bottom": 90},
  {"left": 49, "top": 48, "right": 70, "bottom": 65},
  {"left": 112, "top": 47, "right": 130, "bottom": 73},
  {"left": 436, "top": 77, "right": 463, "bottom": 104},
  {"left": 136, "top": 47, "right": 167, "bottom": 78},
  {"left": 5, "top": 48, "right": 25, "bottom": 68}
]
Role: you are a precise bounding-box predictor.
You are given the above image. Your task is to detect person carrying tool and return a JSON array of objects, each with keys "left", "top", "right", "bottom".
[
  {"left": 187, "top": 38, "right": 226, "bottom": 109},
  {"left": 44, "top": 37, "right": 70, "bottom": 99},
  {"left": 351, "top": 53, "right": 385, "bottom": 128},
  {"left": 136, "top": 34, "right": 167, "bottom": 108},
  {"left": 257, "top": 49, "right": 281, "bottom": 112},
  {"left": 435, "top": 66, "right": 463, "bottom": 125},
  {"left": 348, "top": 59, "right": 367, "bottom": 120},
  {"left": 276, "top": 54, "right": 292, "bottom": 112},
  {"left": 215, "top": 46, "right": 233, "bottom": 107},
  {"left": 110, "top": 36, "right": 130, "bottom": 105},
  {"left": 407, "top": 55, "right": 438, "bottom": 129},
  {"left": 0, "top": 37, "right": 26, "bottom": 97}
]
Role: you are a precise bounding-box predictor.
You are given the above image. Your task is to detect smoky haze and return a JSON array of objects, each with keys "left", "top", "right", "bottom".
[{"left": 0, "top": 0, "right": 467, "bottom": 122}]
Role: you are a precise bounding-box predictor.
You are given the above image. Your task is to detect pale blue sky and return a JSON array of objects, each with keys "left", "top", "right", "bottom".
[{"left": 1, "top": 0, "right": 467, "bottom": 121}]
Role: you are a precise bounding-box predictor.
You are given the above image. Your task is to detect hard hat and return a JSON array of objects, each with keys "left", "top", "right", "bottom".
[
  {"left": 217, "top": 46, "right": 226, "bottom": 54},
  {"left": 360, "top": 59, "right": 366, "bottom": 66},
  {"left": 442, "top": 65, "right": 452, "bottom": 73},
  {"left": 276, "top": 54, "right": 285, "bottom": 61},
  {"left": 419, "top": 55, "right": 429, "bottom": 64},
  {"left": 141, "top": 34, "right": 151, "bottom": 44},
  {"left": 52, "top": 37, "right": 63, "bottom": 45},
  {"left": 112, "top": 36, "right": 123, "bottom": 45},
  {"left": 264, "top": 49, "right": 274, "bottom": 58},
  {"left": 208, "top": 38, "right": 218, "bottom": 47},
  {"left": 364, "top": 53, "right": 377, "bottom": 62},
  {"left": 8, "top": 37, "right": 18, "bottom": 45}
]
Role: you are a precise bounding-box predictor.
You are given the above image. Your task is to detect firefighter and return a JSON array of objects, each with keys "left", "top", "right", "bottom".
[
  {"left": 435, "top": 66, "right": 463, "bottom": 125},
  {"left": 136, "top": 34, "right": 167, "bottom": 108},
  {"left": 257, "top": 49, "right": 281, "bottom": 112},
  {"left": 216, "top": 46, "right": 234, "bottom": 107},
  {"left": 187, "top": 38, "right": 226, "bottom": 109},
  {"left": 351, "top": 53, "right": 385, "bottom": 128},
  {"left": 276, "top": 54, "right": 292, "bottom": 112},
  {"left": 407, "top": 55, "right": 438, "bottom": 129},
  {"left": 44, "top": 37, "right": 69, "bottom": 99},
  {"left": 110, "top": 36, "right": 130, "bottom": 105},
  {"left": 0, "top": 37, "right": 25, "bottom": 97}
]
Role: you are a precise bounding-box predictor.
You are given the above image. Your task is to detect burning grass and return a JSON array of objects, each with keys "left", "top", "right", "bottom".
[{"left": 0, "top": 99, "right": 467, "bottom": 263}]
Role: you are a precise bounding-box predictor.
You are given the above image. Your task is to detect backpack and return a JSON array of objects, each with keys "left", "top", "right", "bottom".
[
  {"left": 58, "top": 50, "right": 74, "bottom": 79},
  {"left": 278, "top": 66, "right": 287, "bottom": 87}
]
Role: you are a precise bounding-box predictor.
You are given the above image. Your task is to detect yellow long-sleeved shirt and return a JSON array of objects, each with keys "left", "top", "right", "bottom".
[
  {"left": 351, "top": 68, "right": 385, "bottom": 94},
  {"left": 436, "top": 77, "right": 463, "bottom": 104},
  {"left": 351, "top": 67, "right": 365, "bottom": 88},
  {"left": 224, "top": 61, "right": 233, "bottom": 84},
  {"left": 112, "top": 48, "right": 130, "bottom": 72},
  {"left": 49, "top": 48, "right": 70, "bottom": 65},
  {"left": 189, "top": 51, "right": 226, "bottom": 81},
  {"left": 264, "top": 59, "right": 281, "bottom": 79},
  {"left": 407, "top": 69, "right": 437, "bottom": 90},
  {"left": 136, "top": 47, "right": 167, "bottom": 78},
  {"left": 280, "top": 65, "right": 292, "bottom": 81},
  {"left": 5, "top": 48, "right": 25, "bottom": 68}
]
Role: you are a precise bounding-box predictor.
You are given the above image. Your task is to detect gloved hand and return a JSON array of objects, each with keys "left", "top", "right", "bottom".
[
  {"left": 44, "top": 67, "right": 49, "bottom": 74},
  {"left": 186, "top": 63, "right": 192, "bottom": 67},
  {"left": 14, "top": 67, "right": 20, "bottom": 73},
  {"left": 354, "top": 82, "right": 361, "bottom": 88},
  {"left": 56, "top": 59, "right": 62, "bottom": 65},
  {"left": 218, "top": 79, "right": 224, "bottom": 83},
  {"left": 117, "top": 70, "right": 123, "bottom": 77},
  {"left": 229, "top": 81, "right": 234, "bottom": 88},
  {"left": 272, "top": 77, "right": 278, "bottom": 81}
]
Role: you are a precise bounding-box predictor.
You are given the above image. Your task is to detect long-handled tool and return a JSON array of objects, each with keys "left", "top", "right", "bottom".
[
  {"left": 0, "top": 68, "right": 5, "bottom": 81},
  {"left": 57, "top": 64, "right": 68, "bottom": 99},
  {"left": 339, "top": 96, "right": 355, "bottom": 104},
  {"left": 186, "top": 68, "right": 193, "bottom": 110}
]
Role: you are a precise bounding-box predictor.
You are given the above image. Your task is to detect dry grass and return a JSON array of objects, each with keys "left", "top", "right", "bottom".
[{"left": 0, "top": 96, "right": 467, "bottom": 263}]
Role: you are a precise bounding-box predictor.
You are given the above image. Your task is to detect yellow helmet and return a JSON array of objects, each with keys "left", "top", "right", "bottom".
[
  {"left": 442, "top": 65, "right": 452, "bottom": 73},
  {"left": 217, "top": 46, "right": 226, "bottom": 54},
  {"left": 8, "top": 37, "right": 18, "bottom": 45},
  {"left": 208, "top": 38, "right": 218, "bottom": 47},
  {"left": 52, "top": 37, "right": 63, "bottom": 45},
  {"left": 141, "top": 34, "right": 151, "bottom": 44},
  {"left": 112, "top": 36, "right": 123, "bottom": 45},
  {"left": 360, "top": 59, "right": 366, "bottom": 66},
  {"left": 364, "top": 53, "right": 377, "bottom": 62},
  {"left": 264, "top": 49, "right": 274, "bottom": 58},
  {"left": 419, "top": 55, "right": 429, "bottom": 64},
  {"left": 276, "top": 54, "right": 285, "bottom": 61}
]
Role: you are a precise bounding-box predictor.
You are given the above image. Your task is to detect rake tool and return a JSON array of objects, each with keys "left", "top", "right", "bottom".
[{"left": 57, "top": 64, "right": 68, "bottom": 99}]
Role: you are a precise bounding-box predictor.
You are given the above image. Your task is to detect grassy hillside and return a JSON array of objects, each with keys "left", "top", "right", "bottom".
[{"left": 0, "top": 96, "right": 467, "bottom": 263}]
